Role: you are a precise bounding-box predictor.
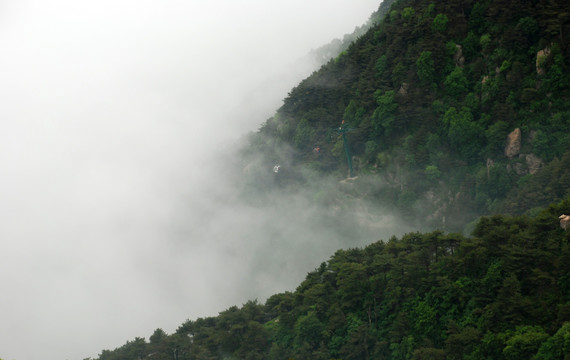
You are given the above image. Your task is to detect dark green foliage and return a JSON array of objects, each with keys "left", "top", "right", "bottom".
[
  {"left": 416, "top": 51, "right": 435, "bottom": 86},
  {"left": 432, "top": 13, "right": 449, "bottom": 33},
  {"left": 93, "top": 200, "right": 570, "bottom": 360},
  {"left": 442, "top": 107, "right": 484, "bottom": 162},
  {"left": 443, "top": 67, "right": 468, "bottom": 98},
  {"left": 237, "top": 0, "right": 570, "bottom": 228},
  {"left": 371, "top": 89, "right": 398, "bottom": 136}
]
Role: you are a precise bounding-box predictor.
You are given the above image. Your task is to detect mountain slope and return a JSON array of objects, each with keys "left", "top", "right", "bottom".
[
  {"left": 88, "top": 0, "right": 570, "bottom": 359},
  {"left": 91, "top": 199, "right": 570, "bottom": 360},
  {"left": 245, "top": 0, "right": 570, "bottom": 231}
]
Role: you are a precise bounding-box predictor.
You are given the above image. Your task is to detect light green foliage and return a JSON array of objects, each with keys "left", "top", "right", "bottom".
[
  {"left": 479, "top": 33, "right": 491, "bottom": 50},
  {"left": 390, "top": 335, "right": 415, "bottom": 360},
  {"left": 432, "top": 13, "right": 449, "bottom": 32},
  {"left": 331, "top": 138, "right": 344, "bottom": 158},
  {"left": 293, "top": 118, "right": 316, "bottom": 150},
  {"left": 491, "top": 47, "right": 509, "bottom": 65},
  {"left": 402, "top": 135, "right": 417, "bottom": 165},
  {"left": 445, "top": 40, "right": 457, "bottom": 56},
  {"left": 411, "top": 299, "right": 437, "bottom": 338},
  {"left": 402, "top": 7, "right": 415, "bottom": 21},
  {"left": 391, "top": 61, "right": 406, "bottom": 84},
  {"left": 343, "top": 100, "right": 365, "bottom": 127},
  {"left": 334, "top": 50, "right": 348, "bottom": 64},
  {"left": 425, "top": 165, "right": 441, "bottom": 180},
  {"left": 376, "top": 152, "right": 389, "bottom": 168},
  {"left": 499, "top": 59, "right": 511, "bottom": 72},
  {"left": 371, "top": 90, "right": 397, "bottom": 135},
  {"left": 416, "top": 51, "right": 435, "bottom": 85},
  {"left": 463, "top": 92, "right": 479, "bottom": 111},
  {"left": 444, "top": 67, "right": 469, "bottom": 97},
  {"left": 390, "top": 10, "right": 399, "bottom": 22},
  {"left": 535, "top": 323, "right": 570, "bottom": 360},
  {"left": 374, "top": 54, "right": 388, "bottom": 77},
  {"left": 503, "top": 326, "right": 549, "bottom": 360}
]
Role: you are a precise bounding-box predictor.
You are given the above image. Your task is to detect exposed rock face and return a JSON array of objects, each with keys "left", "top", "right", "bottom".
[
  {"left": 536, "top": 47, "right": 551, "bottom": 75},
  {"left": 525, "top": 153, "right": 544, "bottom": 174},
  {"left": 512, "top": 161, "right": 526, "bottom": 175},
  {"left": 486, "top": 158, "right": 494, "bottom": 179},
  {"left": 398, "top": 82, "right": 409, "bottom": 96},
  {"left": 454, "top": 45, "right": 465, "bottom": 67},
  {"left": 505, "top": 128, "right": 522, "bottom": 158},
  {"left": 560, "top": 214, "right": 570, "bottom": 230}
]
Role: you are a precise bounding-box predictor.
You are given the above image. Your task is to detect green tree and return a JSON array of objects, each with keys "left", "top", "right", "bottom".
[
  {"left": 336, "top": 262, "right": 368, "bottom": 310},
  {"left": 371, "top": 90, "right": 398, "bottom": 136},
  {"left": 294, "top": 312, "right": 324, "bottom": 348},
  {"left": 444, "top": 67, "right": 468, "bottom": 98},
  {"left": 517, "top": 16, "right": 538, "bottom": 36},
  {"left": 432, "top": 14, "right": 448, "bottom": 33},
  {"left": 293, "top": 118, "right": 316, "bottom": 150},
  {"left": 343, "top": 100, "right": 366, "bottom": 127},
  {"left": 416, "top": 51, "right": 435, "bottom": 86},
  {"left": 375, "top": 55, "right": 388, "bottom": 77},
  {"left": 424, "top": 165, "right": 441, "bottom": 181},
  {"left": 480, "top": 34, "right": 491, "bottom": 51},
  {"left": 149, "top": 328, "right": 167, "bottom": 344},
  {"left": 503, "top": 326, "right": 549, "bottom": 360},
  {"left": 484, "top": 120, "right": 509, "bottom": 156},
  {"left": 402, "top": 7, "right": 415, "bottom": 21},
  {"left": 535, "top": 323, "right": 570, "bottom": 360},
  {"left": 442, "top": 107, "right": 484, "bottom": 162}
]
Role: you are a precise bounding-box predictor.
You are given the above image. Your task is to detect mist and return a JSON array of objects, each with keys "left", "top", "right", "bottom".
[{"left": 0, "top": 1, "right": 400, "bottom": 359}]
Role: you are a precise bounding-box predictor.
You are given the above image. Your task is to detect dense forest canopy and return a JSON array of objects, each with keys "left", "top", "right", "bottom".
[
  {"left": 88, "top": 0, "right": 570, "bottom": 359},
  {"left": 91, "top": 200, "right": 570, "bottom": 360},
  {"left": 244, "top": 0, "right": 570, "bottom": 232}
]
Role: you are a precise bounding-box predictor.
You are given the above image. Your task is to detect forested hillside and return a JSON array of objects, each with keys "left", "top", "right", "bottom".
[
  {"left": 89, "top": 0, "right": 570, "bottom": 359},
  {"left": 243, "top": 0, "right": 570, "bottom": 231},
  {"left": 92, "top": 200, "right": 570, "bottom": 360}
]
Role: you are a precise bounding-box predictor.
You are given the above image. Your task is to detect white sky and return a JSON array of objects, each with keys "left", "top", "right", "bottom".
[{"left": 0, "top": 1, "right": 384, "bottom": 359}]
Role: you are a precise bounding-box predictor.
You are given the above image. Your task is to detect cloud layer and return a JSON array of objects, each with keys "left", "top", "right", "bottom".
[{"left": 0, "top": 1, "right": 385, "bottom": 359}]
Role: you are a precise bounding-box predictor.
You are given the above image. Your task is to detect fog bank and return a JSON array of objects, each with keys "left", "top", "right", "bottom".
[{"left": 0, "top": 1, "right": 391, "bottom": 359}]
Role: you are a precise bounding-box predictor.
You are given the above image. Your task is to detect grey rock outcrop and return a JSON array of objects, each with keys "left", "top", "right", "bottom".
[
  {"left": 525, "top": 153, "right": 543, "bottom": 174},
  {"left": 505, "top": 128, "right": 522, "bottom": 158},
  {"left": 536, "top": 47, "right": 551, "bottom": 75},
  {"left": 560, "top": 214, "right": 570, "bottom": 230}
]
